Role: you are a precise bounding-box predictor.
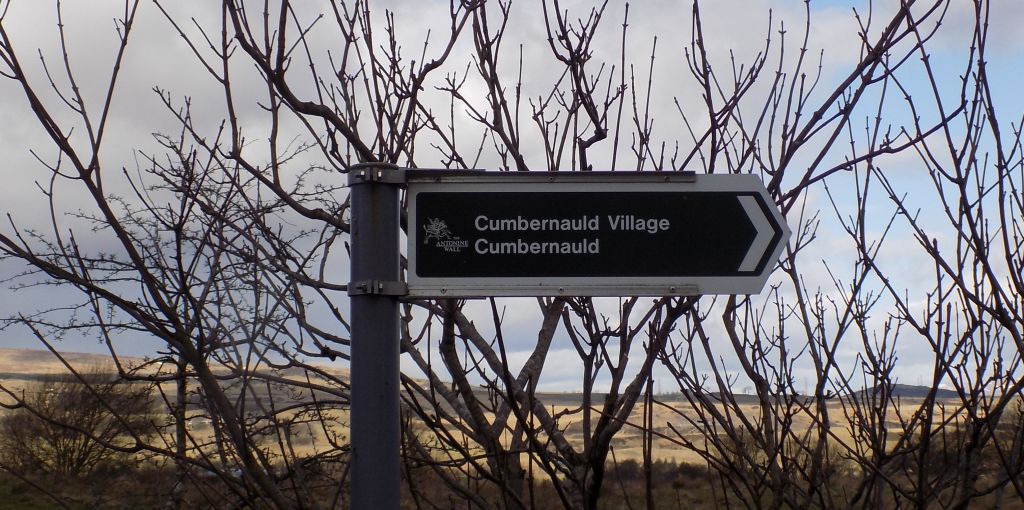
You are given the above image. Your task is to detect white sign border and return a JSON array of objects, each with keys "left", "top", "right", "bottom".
[{"left": 405, "top": 173, "right": 791, "bottom": 297}]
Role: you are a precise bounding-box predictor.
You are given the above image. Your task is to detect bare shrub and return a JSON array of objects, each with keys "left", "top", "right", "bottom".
[{"left": 0, "top": 368, "right": 154, "bottom": 479}]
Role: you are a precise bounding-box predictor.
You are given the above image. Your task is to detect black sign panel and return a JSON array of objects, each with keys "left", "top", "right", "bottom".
[
  {"left": 415, "top": 191, "right": 779, "bottom": 277},
  {"left": 406, "top": 173, "right": 790, "bottom": 297}
]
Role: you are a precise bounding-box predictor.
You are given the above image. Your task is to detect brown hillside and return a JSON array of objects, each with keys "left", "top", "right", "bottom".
[{"left": 0, "top": 348, "right": 145, "bottom": 375}]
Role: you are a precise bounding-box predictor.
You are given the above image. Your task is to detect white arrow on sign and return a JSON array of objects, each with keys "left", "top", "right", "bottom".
[{"left": 737, "top": 195, "right": 777, "bottom": 272}]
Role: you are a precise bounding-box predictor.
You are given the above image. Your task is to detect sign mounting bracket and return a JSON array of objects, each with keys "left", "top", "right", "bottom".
[
  {"left": 347, "top": 279, "right": 409, "bottom": 296},
  {"left": 348, "top": 162, "right": 407, "bottom": 186}
]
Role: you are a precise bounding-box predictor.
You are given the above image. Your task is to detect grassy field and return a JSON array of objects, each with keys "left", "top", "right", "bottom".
[{"left": 2, "top": 348, "right": 1018, "bottom": 509}]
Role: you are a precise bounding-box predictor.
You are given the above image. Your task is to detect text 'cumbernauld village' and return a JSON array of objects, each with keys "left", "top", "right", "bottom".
[{"left": 468, "top": 214, "right": 671, "bottom": 255}]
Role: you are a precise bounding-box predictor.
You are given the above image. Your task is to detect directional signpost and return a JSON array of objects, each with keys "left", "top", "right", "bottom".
[
  {"left": 407, "top": 171, "right": 790, "bottom": 297},
  {"left": 348, "top": 167, "right": 790, "bottom": 509}
]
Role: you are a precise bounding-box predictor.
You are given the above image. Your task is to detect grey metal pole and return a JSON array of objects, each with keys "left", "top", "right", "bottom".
[{"left": 348, "top": 163, "right": 403, "bottom": 510}]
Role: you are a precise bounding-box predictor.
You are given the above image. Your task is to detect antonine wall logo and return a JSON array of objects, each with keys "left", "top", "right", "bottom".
[{"left": 423, "top": 218, "right": 469, "bottom": 253}]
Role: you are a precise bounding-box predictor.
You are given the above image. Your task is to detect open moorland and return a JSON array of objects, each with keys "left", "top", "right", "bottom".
[
  {"left": 0, "top": 347, "right": 962, "bottom": 466},
  {"left": 1, "top": 348, "right": 1019, "bottom": 510}
]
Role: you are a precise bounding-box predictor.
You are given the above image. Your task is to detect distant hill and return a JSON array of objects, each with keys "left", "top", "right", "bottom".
[
  {"left": 0, "top": 348, "right": 349, "bottom": 380},
  {"left": 0, "top": 348, "right": 961, "bottom": 403},
  {"left": 884, "top": 383, "right": 959, "bottom": 399},
  {"left": 850, "top": 383, "right": 960, "bottom": 400},
  {"left": 0, "top": 348, "right": 145, "bottom": 376}
]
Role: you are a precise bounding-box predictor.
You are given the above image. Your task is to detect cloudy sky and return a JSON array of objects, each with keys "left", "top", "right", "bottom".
[{"left": 1, "top": 0, "right": 1023, "bottom": 391}]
